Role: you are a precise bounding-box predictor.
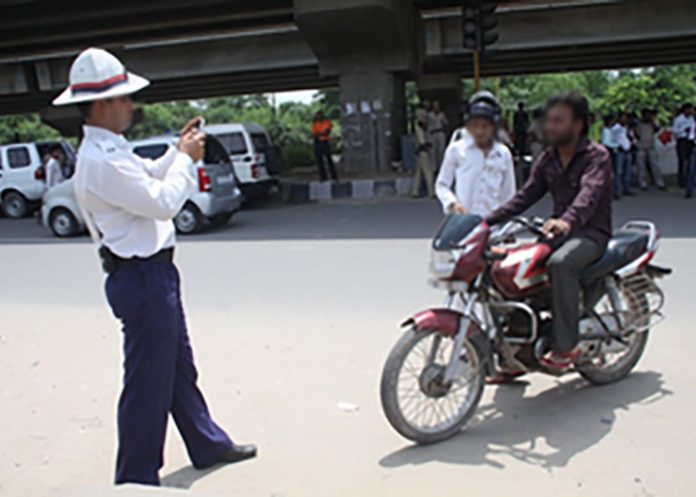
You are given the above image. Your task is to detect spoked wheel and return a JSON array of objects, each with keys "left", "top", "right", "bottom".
[
  {"left": 577, "top": 291, "right": 650, "bottom": 385},
  {"left": 380, "top": 327, "right": 485, "bottom": 444}
]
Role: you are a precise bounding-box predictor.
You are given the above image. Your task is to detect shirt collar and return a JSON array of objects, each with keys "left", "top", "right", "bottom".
[
  {"left": 462, "top": 135, "right": 504, "bottom": 156},
  {"left": 550, "top": 136, "right": 591, "bottom": 162},
  {"left": 83, "top": 125, "right": 130, "bottom": 149}
]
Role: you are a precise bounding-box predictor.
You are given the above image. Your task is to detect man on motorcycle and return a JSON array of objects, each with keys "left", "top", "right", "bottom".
[{"left": 486, "top": 93, "right": 614, "bottom": 369}]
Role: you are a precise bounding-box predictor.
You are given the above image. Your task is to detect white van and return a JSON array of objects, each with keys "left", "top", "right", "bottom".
[
  {"left": 0, "top": 141, "right": 75, "bottom": 218},
  {"left": 204, "top": 123, "right": 280, "bottom": 199}
]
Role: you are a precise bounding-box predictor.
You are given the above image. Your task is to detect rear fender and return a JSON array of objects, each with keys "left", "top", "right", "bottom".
[{"left": 646, "top": 264, "right": 672, "bottom": 279}]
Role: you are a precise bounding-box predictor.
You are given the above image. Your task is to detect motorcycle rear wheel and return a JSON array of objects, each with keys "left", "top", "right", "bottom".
[
  {"left": 380, "top": 327, "right": 485, "bottom": 444},
  {"left": 577, "top": 293, "right": 650, "bottom": 385}
]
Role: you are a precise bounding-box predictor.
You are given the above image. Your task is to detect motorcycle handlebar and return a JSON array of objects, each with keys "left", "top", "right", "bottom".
[
  {"left": 489, "top": 216, "right": 545, "bottom": 243},
  {"left": 512, "top": 216, "right": 546, "bottom": 236}
]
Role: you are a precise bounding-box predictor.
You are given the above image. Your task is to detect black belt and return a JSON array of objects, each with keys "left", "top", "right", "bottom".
[{"left": 99, "top": 246, "right": 174, "bottom": 274}]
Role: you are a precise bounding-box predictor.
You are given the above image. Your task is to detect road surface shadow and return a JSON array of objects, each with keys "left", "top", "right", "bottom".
[
  {"left": 379, "top": 371, "right": 670, "bottom": 471},
  {"left": 160, "top": 463, "right": 228, "bottom": 490}
]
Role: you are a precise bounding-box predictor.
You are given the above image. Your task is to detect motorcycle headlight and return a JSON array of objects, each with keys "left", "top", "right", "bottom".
[{"left": 430, "top": 249, "right": 456, "bottom": 278}]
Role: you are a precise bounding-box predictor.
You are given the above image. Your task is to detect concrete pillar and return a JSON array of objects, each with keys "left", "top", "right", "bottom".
[
  {"left": 339, "top": 72, "right": 406, "bottom": 175},
  {"left": 418, "top": 73, "right": 463, "bottom": 138},
  {"left": 294, "top": 0, "right": 420, "bottom": 175}
]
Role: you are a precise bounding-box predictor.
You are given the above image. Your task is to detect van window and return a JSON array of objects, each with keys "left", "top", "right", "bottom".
[
  {"left": 7, "top": 147, "right": 31, "bottom": 169},
  {"left": 215, "top": 133, "right": 247, "bottom": 155},
  {"left": 250, "top": 133, "right": 269, "bottom": 152},
  {"left": 204, "top": 138, "right": 231, "bottom": 165},
  {"left": 133, "top": 144, "right": 169, "bottom": 160}
]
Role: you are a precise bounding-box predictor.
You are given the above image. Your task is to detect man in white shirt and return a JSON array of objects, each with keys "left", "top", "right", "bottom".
[
  {"left": 44, "top": 145, "right": 66, "bottom": 190},
  {"left": 635, "top": 109, "right": 665, "bottom": 191},
  {"left": 411, "top": 108, "right": 434, "bottom": 197},
  {"left": 52, "top": 48, "right": 255, "bottom": 486},
  {"left": 428, "top": 100, "right": 449, "bottom": 173},
  {"left": 673, "top": 103, "right": 694, "bottom": 188},
  {"left": 436, "top": 91, "right": 516, "bottom": 217},
  {"left": 610, "top": 112, "right": 634, "bottom": 198}
]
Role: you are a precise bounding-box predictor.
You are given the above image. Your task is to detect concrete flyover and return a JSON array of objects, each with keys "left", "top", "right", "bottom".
[{"left": 1, "top": 0, "right": 695, "bottom": 173}]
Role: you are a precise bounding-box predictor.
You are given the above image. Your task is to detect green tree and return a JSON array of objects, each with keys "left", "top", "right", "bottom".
[
  {"left": 313, "top": 89, "right": 340, "bottom": 120},
  {"left": 0, "top": 113, "right": 61, "bottom": 143},
  {"left": 596, "top": 66, "right": 696, "bottom": 124}
]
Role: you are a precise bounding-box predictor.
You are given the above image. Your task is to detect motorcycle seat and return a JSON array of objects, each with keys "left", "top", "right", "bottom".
[{"left": 580, "top": 229, "right": 650, "bottom": 283}]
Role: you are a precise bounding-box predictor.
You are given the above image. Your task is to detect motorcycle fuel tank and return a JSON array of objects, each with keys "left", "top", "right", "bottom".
[{"left": 491, "top": 242, "right": 553, "bottom": 299}]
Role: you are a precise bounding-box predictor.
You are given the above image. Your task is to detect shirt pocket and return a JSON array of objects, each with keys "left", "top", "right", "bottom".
[{"left": 480, "top": 159, "right": 506, "bottom": 192}]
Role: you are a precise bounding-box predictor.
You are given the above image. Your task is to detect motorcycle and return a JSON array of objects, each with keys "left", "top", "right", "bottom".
[{"left": 380, "top": 214, "right": 671, "bottom": 444}]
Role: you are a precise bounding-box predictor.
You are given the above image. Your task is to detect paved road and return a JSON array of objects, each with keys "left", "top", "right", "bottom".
[{"left": 0, "top": 193, "right": 694, "bottom": 497}]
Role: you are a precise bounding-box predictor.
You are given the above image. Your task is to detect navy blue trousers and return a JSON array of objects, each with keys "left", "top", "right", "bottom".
[{"left": 105, "top": 260, "right": 233, "bottom": 485}]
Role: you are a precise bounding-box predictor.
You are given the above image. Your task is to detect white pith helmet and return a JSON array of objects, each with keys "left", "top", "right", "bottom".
[{"left": 52, "top": 47, "right": 149, "bottom": 106}]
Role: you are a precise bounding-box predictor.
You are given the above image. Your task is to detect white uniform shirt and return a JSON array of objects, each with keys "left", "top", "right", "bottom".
[
  {"left": 611, "top": 123, "right": 631, "bottom": 152},
  {"left": 73, "top": 125, "right": 195, "bottom": 258},
  {"left": 672, "top": 114, "right": 695, "bottom": 139},
  {"left": 435, "top": 136, "right": 516, "bottom": 217},
  {"left": 45, "top": 157, "right": 65, "bottom": 189},
  {"left": 428, "top": 111, "right": 449, "bottom": 133}
]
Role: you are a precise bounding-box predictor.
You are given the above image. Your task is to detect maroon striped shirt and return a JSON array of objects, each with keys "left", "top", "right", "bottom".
[{"left": 486, "top": 137, "right": 614, "bottom": 246}]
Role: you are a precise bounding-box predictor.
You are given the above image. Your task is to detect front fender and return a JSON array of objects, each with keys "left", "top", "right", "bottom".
[
  {"left": 403, "top": 308, "right": 495, "bottom": 376},
  {"left": 402, "top": 308, "right": 463, "bottom": 337}
]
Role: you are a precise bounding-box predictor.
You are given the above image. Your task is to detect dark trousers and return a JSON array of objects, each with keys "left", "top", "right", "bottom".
[
  {"left": 105, "top": 261, "right": 233, "bottom": 485},
  {"left": 677, "top": 138, "right": 694, "bottom": 188},
  {"left": 687, "top": 147, "right": 696, "bottom": 196},
  {"left": 546, "top": 237, "right": 604, "bottom": 353},
  {"left": 314, "top": 140, "right": 337, "bottom": 181},
  {"left": 514, "top": 133, "right": 527, "bottom": 158},
  {"left": 613, "top": 149, "right": 633, "bottom": 196}
]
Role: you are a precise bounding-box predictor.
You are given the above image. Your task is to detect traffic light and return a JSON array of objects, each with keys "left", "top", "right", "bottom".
[
  {"left": 462, "top": 3, "right": 479, "bottom": 50},
  {"left": 461, "top": 1, "right": 499, "bottom": 52},
  {"left": 479, "top": 1, "right": 499, "bottom": 49}
]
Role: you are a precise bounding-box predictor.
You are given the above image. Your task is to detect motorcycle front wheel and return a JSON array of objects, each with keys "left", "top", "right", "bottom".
[{"left": 380, "top": 327, "right": 485, "bottom": 445}]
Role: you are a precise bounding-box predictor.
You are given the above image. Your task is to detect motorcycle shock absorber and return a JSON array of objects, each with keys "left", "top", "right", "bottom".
[{"left": 606, "top": 277, "right": 628, "bottom": 314}]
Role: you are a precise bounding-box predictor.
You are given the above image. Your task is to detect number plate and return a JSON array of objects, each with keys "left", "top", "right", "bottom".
[{"left": 217, "top": 174, "right": 235, "bottom": 185}]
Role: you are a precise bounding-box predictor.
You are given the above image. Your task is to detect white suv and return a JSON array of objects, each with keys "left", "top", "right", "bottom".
[
  {"left": 41, "top": 134, "right": 242, "bottom": 237},
  {"left": 205, "top": 123, "right": 280, "bottom": 199},
  {"left": 0, "top": 141, "right": 75, "bottom": 218}
]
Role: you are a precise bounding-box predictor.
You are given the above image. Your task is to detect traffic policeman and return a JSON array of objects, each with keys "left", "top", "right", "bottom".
[{"left": 53, "top": 47, "right": 256, "bottom": 486}]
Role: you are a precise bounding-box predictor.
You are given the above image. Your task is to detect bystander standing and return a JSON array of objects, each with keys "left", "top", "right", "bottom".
[{"left": 673, "top": 103, "right": 694, "bottom": 188}]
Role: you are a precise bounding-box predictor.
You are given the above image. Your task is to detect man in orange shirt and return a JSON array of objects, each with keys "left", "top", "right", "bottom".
[{"left": 312, "top": 111, "right": 338, "bottom": 181}]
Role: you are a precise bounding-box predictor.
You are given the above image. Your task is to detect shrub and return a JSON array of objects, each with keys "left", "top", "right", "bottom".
[{"left": 282, "top": 143, "right": 315, "bottom": 169}]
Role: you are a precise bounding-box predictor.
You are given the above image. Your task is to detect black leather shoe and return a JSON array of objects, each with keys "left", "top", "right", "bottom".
[{"left": 194, "top": 444, "right": 257, "bottom": 470}]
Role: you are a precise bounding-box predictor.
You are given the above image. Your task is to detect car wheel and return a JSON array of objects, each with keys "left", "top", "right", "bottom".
[
  {"left": 174, "top": 203, "right": 202, "bottom": 234},
  {"left": 49, "top": 208, "right": 79, "bottom": 237},
  {"left": 2, "top": 191, "right": 28, "bottom": 219}
]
